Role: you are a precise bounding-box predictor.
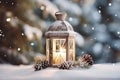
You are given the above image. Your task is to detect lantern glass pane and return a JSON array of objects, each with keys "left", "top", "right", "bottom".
[
  {"left": 46, "top": 39, "right": 49, "bottom": 61},
  {"left": 69, "top": 39, "right": 75, "bottom": 60},
  {"left": 52, "top": 39, "right": 66, "bottom": 65}
]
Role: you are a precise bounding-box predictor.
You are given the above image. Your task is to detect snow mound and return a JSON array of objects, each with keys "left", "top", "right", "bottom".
[{"left": 0, "top": 63, "right": 120, "bottom": 80}]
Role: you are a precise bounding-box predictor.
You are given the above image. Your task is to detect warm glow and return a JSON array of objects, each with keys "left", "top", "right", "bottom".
[{"left": 53, "top": 47, "right": 66, "bottom": 65}]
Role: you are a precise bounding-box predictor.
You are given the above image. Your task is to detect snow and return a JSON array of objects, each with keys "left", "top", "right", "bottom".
[
  {"left": 11, "top": 2, "right": 14, "bottom": 5},
  {"left": 6, "top": 18, "right": 11, "bottom": 22},
  {"left": 49, "top": 21, "right": 73, "bottom": 31},
  {"left": 40, "top": 5, "right": 45, "bottom": 10},
  {"left": 117, "top": 32, "right": 120, "bottom": 35},
  {"left": 30, "top": 42, "right": 35, "bottom": 46},
  {"left": 84, "top": 24, "right": 87, "bottom": 27},
  {"left": 108, "top": 3, "right": 112, "bottom": 6},
  {"left": 23, "top": 24, "right": 42, "bottom": 40},
  {"left": 17, "top": 48, "right": 21, "bottom": 51},
  {"left": 0, "top": 63, "right": 120, "bottom": 80},
  {"left": 21, "top": 33, "right": 24, "bottom": 36},
  {"left": 115, "top": 14, "right": 118, "bottom": 17},
  {"left": 98, "top": 10, "right": 101, "bottom": 14},
  {"left": 69, "top": 17, "right": 73, "bottom": 21},
  {"left": 92, "top": 27, "right": 95, "bottom": 30}
]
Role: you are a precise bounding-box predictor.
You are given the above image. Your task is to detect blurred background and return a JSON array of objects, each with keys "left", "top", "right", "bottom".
[{"left": 0, "top": 0, "right": 120, "bottom": 65}]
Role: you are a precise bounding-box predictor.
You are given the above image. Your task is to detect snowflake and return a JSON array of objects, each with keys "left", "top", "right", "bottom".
[
  {"left": 2, "top": 35, "right": 4, "bottom": 37},
  {"left": 99, "top": 6, "right": 101, "bottom": 9},
  {"left": 12, "top": 2, "right": 14, "bottom": 5},
  {"left": 21, "top": 33, "right": 24, "bottom": 36},
  {"left": 9, "top": 46, "right": 12, "bottom": 48},
  {"left": 30, "top": 42, "right": 34, "bottom": 46},
  {"left": 6, "top": 18, "right": 11, "bottom": 22},
  {"left": 115, "top": 14, "right": 118, "bottom": 17},
  {"left": 94, "top": 37, "right": 96, "bottom": 40},
  {"left": 108, "top": 46, "right": 111, "bottom": 49},
  {"left": 83, "top": 24, "right": 87, "bottom": 27},
  {"left": 17, "top": 48, "right": 21, "bottom": 51},
  {"left": 108, "top": 3, "right": 112, "bottom": 7},
  {"left": 4, "top": 55, "right": 7, "bottom": 57},
  {"left": 40, "top": 5, "right": 45, "bottom": 10},
  {"left": 98, "top": 10, "right": 101, "bottom": 14},
  {"left": 112, "top": 64, "right": 115, "bottom": 66},
  {"left": 92, "top": 27, "right": 95, "bottom": 30},
  {"left": 106, "top": 18, "right": 109, "bottom": 21},
  {"left": 117, "top": 32, "right": 120, "bottom": 35},
  {"left": 81, "top": 51, "right": 85, "bottom": 54},
  {"left": 69, "top": 17, "right": 73, "bottom": 21}
]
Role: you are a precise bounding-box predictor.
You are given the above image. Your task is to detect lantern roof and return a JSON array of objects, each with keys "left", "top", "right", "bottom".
[
  {"left": 46, "top": 11, "right": 75, "bottom": 37},
  {"left": 48, "top": 20, "right": 74, "bottom": 31}
]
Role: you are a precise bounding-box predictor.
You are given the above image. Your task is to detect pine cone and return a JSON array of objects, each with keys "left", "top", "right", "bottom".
[
  {"left": 34, "top": 60, "right": 49, "bottom": 71},
  {"left": 41, "top": 60, "right": 49, "bottom": 69},
  {"left": 58, "top": 61, "right": 73, "bottom": 70},
  {"left": 34, "top": 63, "right": 42, "bottom": 71},
  {"left": 78, "top": 54, "right": 93, "bottom": 68}
]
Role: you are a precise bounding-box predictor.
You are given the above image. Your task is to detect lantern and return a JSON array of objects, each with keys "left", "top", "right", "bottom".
[{"left": 45, "top": 11, "right": 76, "bottom": 66}]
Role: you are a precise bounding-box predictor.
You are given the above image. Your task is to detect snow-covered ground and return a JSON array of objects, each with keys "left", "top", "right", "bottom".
[{"left": 0, "top": 63, "right": 120, "bottom": 80}]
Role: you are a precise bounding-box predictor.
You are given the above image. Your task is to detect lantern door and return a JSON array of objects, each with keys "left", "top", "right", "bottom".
[
  {"left": 69, "top": 38, "right": 75, "bottom": 61},
  {"left": 52, "top": 39, "right": 66, "bottom": 65}
]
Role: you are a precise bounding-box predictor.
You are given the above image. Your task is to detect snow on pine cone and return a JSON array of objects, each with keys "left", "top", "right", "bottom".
[
  {"left": 78, "top": 54, "right": 93, "bottom": 68},
  {"left": 34, "top": 60, "right": 49, "bottom": 71},
  {"left": 58, "top": 61, "right": 73, "bottom": 70}
]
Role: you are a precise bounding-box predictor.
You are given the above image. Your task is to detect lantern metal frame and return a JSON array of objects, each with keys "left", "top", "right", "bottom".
[{"left": 45, "top": 11, "right": 76, "bottom": 66}]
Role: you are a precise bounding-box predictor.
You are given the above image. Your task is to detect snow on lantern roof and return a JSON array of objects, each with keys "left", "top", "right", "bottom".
[
  {"left": 48, "top": 21, "right": 74, "bottom": 31},
  {"left": 46, "top": 11, "right": 75, "bottom": 37}
]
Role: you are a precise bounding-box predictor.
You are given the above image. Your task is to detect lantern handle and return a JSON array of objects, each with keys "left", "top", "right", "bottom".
[{"left": 55, "top": 11, "right": 67, "bottom": 21}]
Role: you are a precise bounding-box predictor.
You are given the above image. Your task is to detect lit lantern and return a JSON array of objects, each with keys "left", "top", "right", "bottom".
[{"left": 45, "top": 11, "right": 76, "bottom": 66}]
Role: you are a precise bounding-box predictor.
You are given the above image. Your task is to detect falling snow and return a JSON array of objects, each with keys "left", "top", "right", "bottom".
[
  {"left": 21, "top": 33, "right": 24, "bottom": 36},
  {"left": 108, "top": 3, "right": 112, "bottom": 7},
  {"left": 4, "top": 55, "right": 7, "bottom": 57},
  {"left": 81, "top": 51, "right": 85, "bottom": 54},
  {"left": 6, "top": 18, "right": 11, "bottom": 22},
  {"left": 0, "top": 0, "right": 120, "bottom": 67},
  {"left": 107, "top": 18, "right": 109, "bottom": 21},
  {"left": 11, "top": 2, "right": 14, "bottom": 5},
  {"left": 98, "top": 10, "right": 101, "bottom": 14},
  {"left": 69, "top": 17, "right": 73, "bottom": 21},
  {"left": 83, "top": 24, "right": 87, "bottom": 27},
  {"left": 115, "top": 14, "right": 118, "bottom": 17},
  {"left": 108, "top": 46, "right": 111, "bottom": 49},
  {"left": 94, "top": 37, "right": 96, "bottom": 40},
  {"left": 99, "top": 6, "right": 101, "bottom": 9},
  {"left": 40, "top": 5, "right": 45, "bottom": 10},
  {"left": 92, "top": 27, "right": 95, "bottom": 30},
  {"left": 17, "top": 48, "right": 21, "bottom": 51},
  {"left": 117, "top": 32, "right": 120, "bottom": 35},
  {"left": 30, "top": 42, "right": 34, "bottom": 46},
  {"left": 112, "top": 64, "right": 115, "bottom": 66}
]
